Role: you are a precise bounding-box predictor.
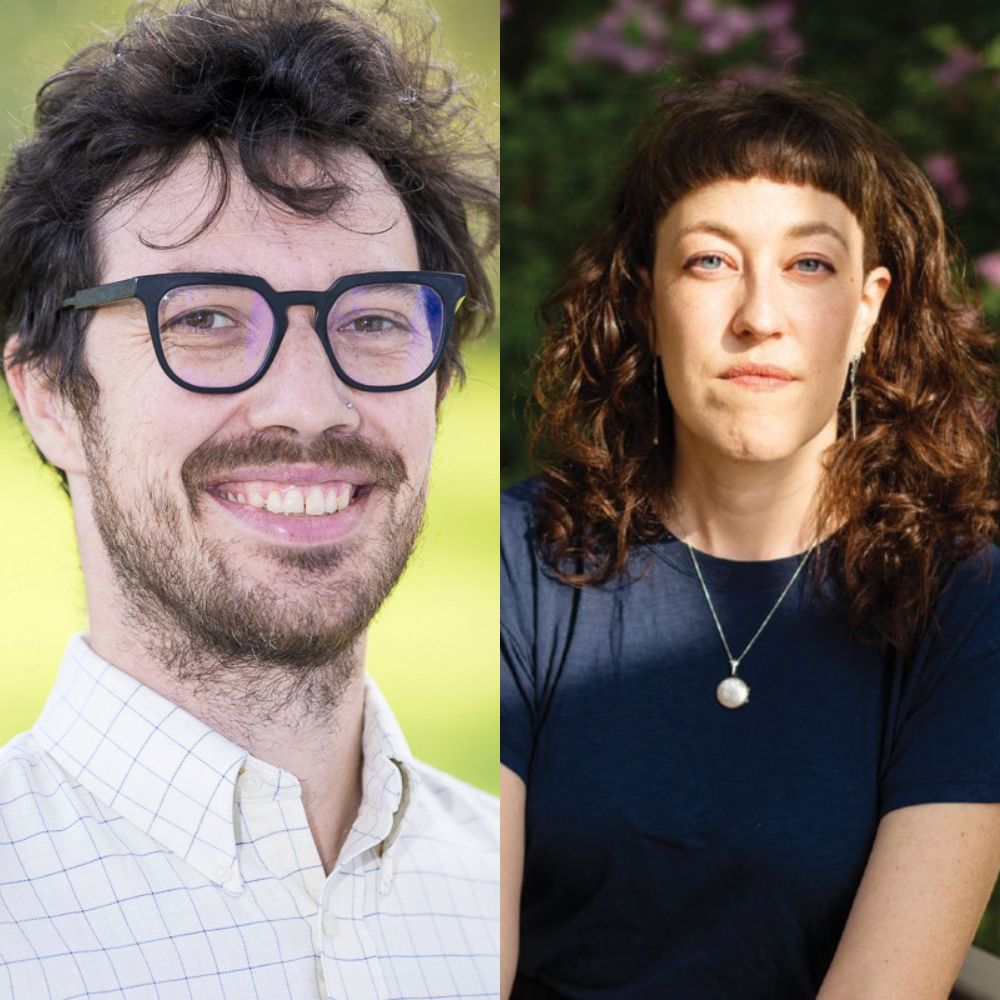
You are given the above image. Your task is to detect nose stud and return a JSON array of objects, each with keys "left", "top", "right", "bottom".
[{"left": 345, "top": 401, "right": 354, "bottom": 410}]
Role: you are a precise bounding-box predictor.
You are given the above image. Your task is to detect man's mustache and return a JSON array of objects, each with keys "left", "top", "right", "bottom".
[{"left": 181, "top": 430, "right": 407, "bottom": 500}]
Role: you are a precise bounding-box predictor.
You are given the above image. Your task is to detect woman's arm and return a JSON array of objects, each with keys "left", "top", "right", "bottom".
[
  {"left": 501, "top": 764, "right": 527, "bottom": 1000},
  {"left": 818, "top": 802, "right": 1000, "bottom": 999}
]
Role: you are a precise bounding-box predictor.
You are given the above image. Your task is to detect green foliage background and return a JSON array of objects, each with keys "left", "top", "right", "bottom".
[
  {"left": 0, "top": 0, "right": 499, "bottom": 794},
  {"left": 501, "top": 0, "right": 1000, "bottom": 954}
]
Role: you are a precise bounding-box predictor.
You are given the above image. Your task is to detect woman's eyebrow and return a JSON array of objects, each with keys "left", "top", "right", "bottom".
[
  {"left": 785, "top": 222, "right": 849, "bottom": 250},
  {"left": 676, "top": 222, "right": 738, "bottom": 242},
  {"left": 674, "top": 220, "right": 850, "bottom": 252}
]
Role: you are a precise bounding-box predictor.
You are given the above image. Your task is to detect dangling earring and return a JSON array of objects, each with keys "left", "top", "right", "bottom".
[
  {"left": 848, "top": 351, "right": 863, "bottom": 442},
  {"left": 652, "top": 356, "right": 661, "bottom": 448}
]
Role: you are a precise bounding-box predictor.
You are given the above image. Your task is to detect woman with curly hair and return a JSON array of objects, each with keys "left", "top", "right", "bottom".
[{"left": 501, "top": 83, "right": 1000, "bottom": 1000}]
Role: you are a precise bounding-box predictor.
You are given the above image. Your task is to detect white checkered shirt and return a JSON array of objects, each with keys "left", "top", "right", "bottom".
[{"left": 0, "top": 635, "right": 498, "bottom": 999}]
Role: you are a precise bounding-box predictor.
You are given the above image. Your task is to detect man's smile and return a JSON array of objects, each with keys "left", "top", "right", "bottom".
[
  {"left": 186, "top": 442, "right": 405, "bottom": 546},
  {"left": 205, "top": 463, "right": 376, "bottom": 518},
  {"left": 204, "top": 466, "right": 377, "bottom": 545},
  {"left": 213, "top": 479, "right": 358, "bottom": 515}
]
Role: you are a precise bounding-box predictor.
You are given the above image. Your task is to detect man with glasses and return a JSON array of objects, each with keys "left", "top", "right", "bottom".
[{"left": 0, "top": 1, "right": 497, "bottom": 997}]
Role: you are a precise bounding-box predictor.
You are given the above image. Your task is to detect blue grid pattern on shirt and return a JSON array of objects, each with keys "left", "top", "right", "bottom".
[{"left": 0, "top": 635, "right": 498, "bottom": 999}]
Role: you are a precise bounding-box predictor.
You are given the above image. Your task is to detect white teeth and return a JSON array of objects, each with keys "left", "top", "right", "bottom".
[
  {"left": 305, "top": 486, "right": 326, "bottom": 516},
  {"left": 282, "top": 488, "right": 305, "bottom": 515},
  {"left": 223, "top": 483, "right": 358, "bottom": 515}
]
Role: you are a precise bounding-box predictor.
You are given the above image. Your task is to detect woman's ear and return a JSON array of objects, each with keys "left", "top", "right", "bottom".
[
  {"left": 637, "top": 266, "right": 658, "bottom": 354},
  {"left": 853, "top": 266, "right": 892, "bottom": 356},
  {"left": 4, "top": 337, "right": 88, "bottom": 476}
]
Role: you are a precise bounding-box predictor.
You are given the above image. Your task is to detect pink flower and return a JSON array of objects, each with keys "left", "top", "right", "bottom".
[
  {"left": 571, "top": 0, "right": 669, "bottom": 73},
  {"left": 723, "top": 64, "right": 786, "bottom": 87},
  {"left": 933, "top": 45, "right": 981, "bottom": 88},
  {"left": 718, "top": 6, "right": 755, "bottom": 39},
  {"left": 697, "top": 4, "right": 757, "bottom": 54},
  {"left": 598, "top": 7, "right": 626, "bottom": 33},
  {"left": 975, "top": 252, "right": 1000, "bottom": 288},
  {"left": 757, "top": 0, "right": 795, "bottom": 31},
  {"left": 638, "top": 8, "right": 667, "bottom": 43},
  {"left": 681, "top": 0, "right": 717, "bottom": 29},
  {"left": 571, "top": 25, "right": 666, "bottom": 73},
  {"left": 768, "top": 27, "right": 803, "bottom": 60},
  {"left": 923, "top": 154, "right": 969, "bottom": 209}
]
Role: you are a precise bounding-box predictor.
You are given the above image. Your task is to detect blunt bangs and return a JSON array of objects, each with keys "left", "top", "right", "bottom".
[{"left": 624, "top": 87, "right": 883, "bottom": 268}]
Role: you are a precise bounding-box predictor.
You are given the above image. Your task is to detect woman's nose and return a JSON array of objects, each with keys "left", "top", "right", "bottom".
[{"left": 731, "top": 272, "right": 785, "bottom": 341}]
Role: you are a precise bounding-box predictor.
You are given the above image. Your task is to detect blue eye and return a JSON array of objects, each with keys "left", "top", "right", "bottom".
[
  {"left": 688, "top": 254, "right": 725, "bottom": 270},
  {"left": 794, "top": 258, "right": 832, "bottom": 274}
]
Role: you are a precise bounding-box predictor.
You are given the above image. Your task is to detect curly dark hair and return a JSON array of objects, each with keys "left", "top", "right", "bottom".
[
  {"left": 0, "top": 0, "right": 498, "bottom": 486},
  {"left": 530, "top": 82, "right": 998, "bottom": 654}
]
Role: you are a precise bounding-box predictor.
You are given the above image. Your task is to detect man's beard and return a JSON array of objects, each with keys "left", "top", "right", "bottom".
[{"left": 80, "top": 409, "right": 425, "bottom": 722}]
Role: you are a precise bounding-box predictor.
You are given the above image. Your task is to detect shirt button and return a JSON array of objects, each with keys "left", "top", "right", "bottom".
[
  {"left": 242, "top": 772, "right": 263, "bottom": 795},
  {"left": 322, "top": 912, "right": 338, "bottom": 938},
  {"left": 210, "top": 859, "right": 233, "bottom": 883}
]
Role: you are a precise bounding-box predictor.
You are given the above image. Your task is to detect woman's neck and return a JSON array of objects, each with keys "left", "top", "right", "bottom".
[{"left": 668, "top": 434, "right": 830, "bottom": 562}]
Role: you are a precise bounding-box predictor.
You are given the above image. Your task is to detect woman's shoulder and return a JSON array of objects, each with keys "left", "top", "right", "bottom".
[
  {"left": 501, "top": 477, "right": 541, "bottom": 530},
  {"left": 926, "top": 542, "right": 1000, "bottom": 661},
  {"left": 914, "top": 544, "right": 1000, "bottom": 674},
  {"left": 500, "top": 477, "right": 546, "bottom": 573},
  {"left": 938, "top": 543, "right": 1000, "bottom": 606}
]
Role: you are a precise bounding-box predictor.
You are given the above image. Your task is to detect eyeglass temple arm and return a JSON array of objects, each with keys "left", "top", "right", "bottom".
[{"left": 61, "top": 278, "right": 140, "bottom": 310}]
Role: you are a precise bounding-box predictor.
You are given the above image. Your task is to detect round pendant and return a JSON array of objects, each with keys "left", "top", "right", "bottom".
[{"left": 716, "top": 676, "right": 750, "bottom": 709}]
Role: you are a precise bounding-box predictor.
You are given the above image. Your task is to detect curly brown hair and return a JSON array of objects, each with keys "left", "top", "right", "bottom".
[{"left": 530, "top": 82, "right": 998, "bottom": 654}]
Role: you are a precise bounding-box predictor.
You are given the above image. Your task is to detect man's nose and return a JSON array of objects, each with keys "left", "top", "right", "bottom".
[
  {"left": 245, "top": 306, "right": 360, "bottom": 436},
  {"left": 731, "top": 270, "right": 785, "bottom": 342}
]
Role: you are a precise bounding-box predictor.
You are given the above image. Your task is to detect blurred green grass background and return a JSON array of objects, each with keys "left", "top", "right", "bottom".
[{"left": 0, "top": 0, "right": 498, "bottom": 794}]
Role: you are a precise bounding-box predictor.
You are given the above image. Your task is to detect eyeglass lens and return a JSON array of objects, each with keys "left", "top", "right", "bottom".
[{"left": 156, "top": 281, "right": 446, "bottom": 389}]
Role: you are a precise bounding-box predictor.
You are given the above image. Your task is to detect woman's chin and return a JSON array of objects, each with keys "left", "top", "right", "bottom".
[
  {"left": 722, "top": 442, "right": 800, "bottom": 464},
  {"left": 675, "top": 406, "right": 839, "bottom": 468},
  {"left": 705, "top": 428, "right": 825, "bottom": 465}
]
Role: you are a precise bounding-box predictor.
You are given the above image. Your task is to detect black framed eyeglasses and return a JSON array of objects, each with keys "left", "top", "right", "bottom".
[{"left": 60, "top": 270, "right": 467, "bottom": 393}]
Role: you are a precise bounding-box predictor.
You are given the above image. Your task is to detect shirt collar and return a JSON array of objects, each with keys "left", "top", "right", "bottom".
[
  {"left": 33, "top": 634, "right": 420, "bottom": 888},
  {"left": 33, "top": 635, "right": 247, "bottom": 890},
  {"left": 343, "top": 668, "right": 419, "bottom": 863}
]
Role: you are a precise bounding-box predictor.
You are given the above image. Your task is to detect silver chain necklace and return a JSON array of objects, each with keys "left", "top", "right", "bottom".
[{"left": 686, "top": 539, "right": 817, "bottom": 709}]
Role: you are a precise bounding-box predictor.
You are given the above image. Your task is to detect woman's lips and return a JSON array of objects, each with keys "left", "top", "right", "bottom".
[{"left": 719, "top": 364, "right": 796, "bottom": 390}]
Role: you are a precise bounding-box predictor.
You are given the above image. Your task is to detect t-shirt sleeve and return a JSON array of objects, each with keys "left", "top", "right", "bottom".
[
  {"left": 501, "top": 624, "right": 534, "bottom": 783},
  {"left": 880, "top": 546, "right": 1000, "bottom": 815},
  {"left": 500, "top": 484, "right": 540, "bottom": 784}
]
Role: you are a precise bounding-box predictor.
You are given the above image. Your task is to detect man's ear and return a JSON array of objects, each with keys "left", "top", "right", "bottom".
[{"left": 4, "top": 337, "right": 87, "bottom": 476}]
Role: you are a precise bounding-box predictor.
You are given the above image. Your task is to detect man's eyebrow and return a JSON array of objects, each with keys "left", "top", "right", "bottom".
[
  {"left": 160, "top": 263, "right": 257, "bottom": 276},
  {"left": 156, "top": 264, "right": 394, "bottom": 285},
  {"left": 674, "top": 220, "right": 850, "bottom": 251}
]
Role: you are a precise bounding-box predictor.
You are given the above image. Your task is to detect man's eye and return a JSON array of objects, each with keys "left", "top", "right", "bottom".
[
  {"left": 167, "top": 309, "right": 233, "bottom": 330},
  {"left": 340, "top": 314, "right": 404, "bottom": 334}
]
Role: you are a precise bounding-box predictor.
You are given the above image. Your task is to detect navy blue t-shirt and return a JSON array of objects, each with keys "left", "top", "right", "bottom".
[{"left": 501, "top": 480, "right": 1000, "bottom": 1000}]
